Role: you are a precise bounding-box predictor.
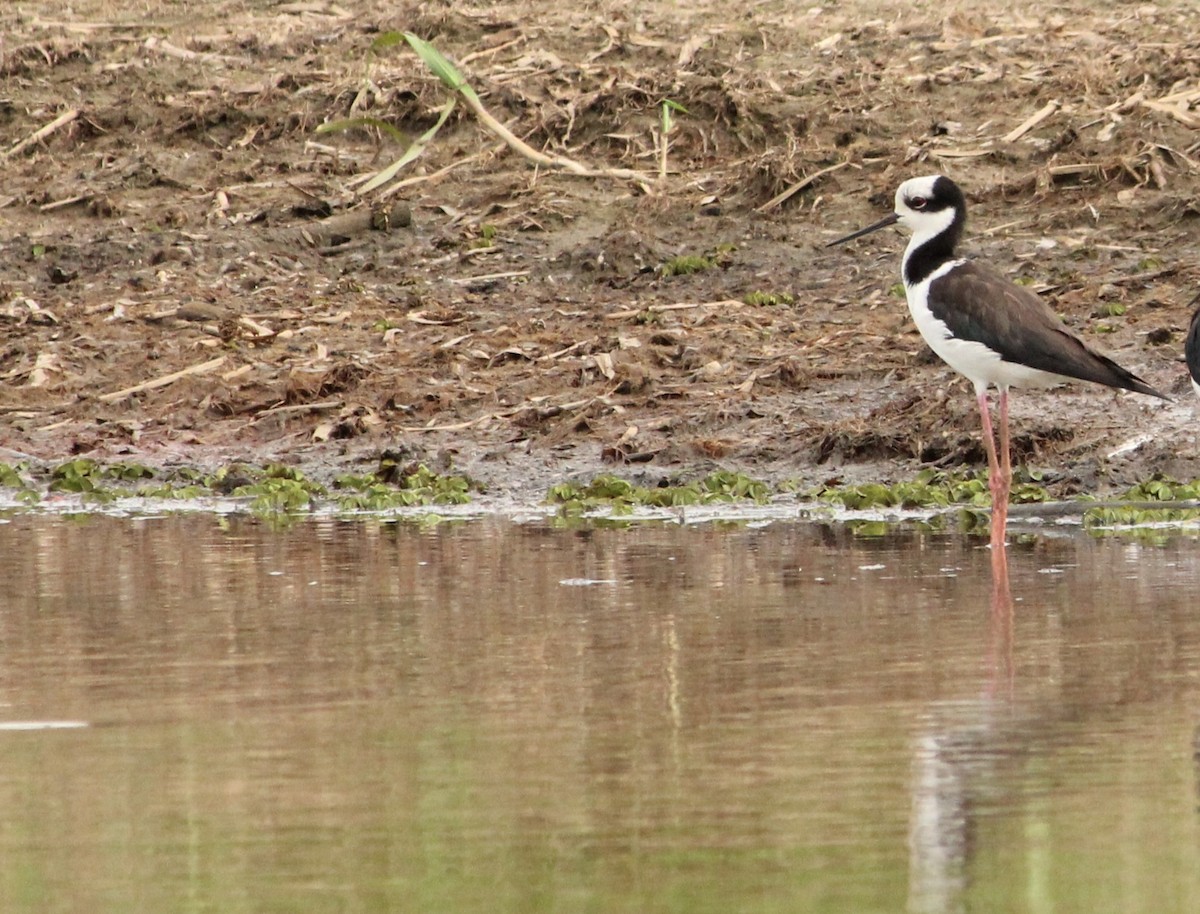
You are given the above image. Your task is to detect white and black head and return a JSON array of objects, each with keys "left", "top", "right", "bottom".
[{"left": 827, "top": 174, "right": 967, "bottom": 251}]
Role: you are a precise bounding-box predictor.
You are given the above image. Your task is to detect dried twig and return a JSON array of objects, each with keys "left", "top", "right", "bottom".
[
  {"left": 604, "top": 300, "right": 745, "bottom": 320},
  {"left": 755, "top": 161, "right": 851, "bottom": 213},
  {"left": 142, "top": 36, "right": 248, "bottom": 65},
  {"left": 459, "top": 36, "right": 526, "bottom": 66},
  {"left": 402, "top": 414, "right": 497, "bottom": 433},
  {"left": 39, "top": 193, "right": 93, "bottom": 212},
  {"left": 539, "top": 338, "right": 597, "bottom": 361},
  {"left": 97, "top": 356, "right": 227, "bottom": 403},
  {"left": 1140, "top": 96, "right": 1200, "bottom": 129},
  {"left": 3, "top": 108, "right": 79, "bottom": 159},
  {"left": 931, "top": 148, "right": 992, "bottom": 159},
  {"left": 448, "top": 270, "right": 530, "bottom": 285},
  {"left": 1047, "top": 163, "right": 1103, "bottom": 178},
  {"left": 1002, "top": 99, "right": 1060, "bottom": 143},
  {"left": 467, "top": 88, "right": 646, "bottom": 181},
  {"left": 253, "top": 399, "right": 343, "bottom": 419}
]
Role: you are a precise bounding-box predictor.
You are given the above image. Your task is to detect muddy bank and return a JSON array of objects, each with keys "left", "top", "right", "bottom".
[{"left": 1, "top": 1, "right": 1198, "bottom": 502}]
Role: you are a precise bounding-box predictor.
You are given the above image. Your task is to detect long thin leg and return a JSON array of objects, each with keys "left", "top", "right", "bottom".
[
  {"left": 995, "top": 387, "right": 1012, "bottom": 539},
  {"left": 986, "top": 388, "right": 1015, "bottom": 691},
  {"left": 975, "top": 387, "right": 1007, "bottom": 548},
  {"left": 998, "top": 387, "right": 1012, "bottom": 500}
]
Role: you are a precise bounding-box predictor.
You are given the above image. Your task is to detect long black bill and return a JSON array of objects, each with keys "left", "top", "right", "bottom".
[{"left": 826, "top": 212, "right": 900, "bottom": 247}]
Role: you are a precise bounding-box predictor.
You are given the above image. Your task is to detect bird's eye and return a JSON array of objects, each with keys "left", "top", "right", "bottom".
[{"left": 910, "top": 196, "right": 928, "bottom": 210}]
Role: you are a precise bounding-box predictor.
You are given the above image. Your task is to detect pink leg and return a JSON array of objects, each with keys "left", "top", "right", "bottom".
[
  {"left": 976, "top": 388, "right": 1008, "bottom": 548},
  {"left": 998, "top": 387, "right": 1012, "bottom": 506},
  {"left": 987, "top": 395, "right": 1015, "bottom": 690}
]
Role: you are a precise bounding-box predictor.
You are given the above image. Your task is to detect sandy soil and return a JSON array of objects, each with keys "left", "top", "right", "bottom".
[{"left": 2, "top": 0, "right": 1199, "bottom": 501}]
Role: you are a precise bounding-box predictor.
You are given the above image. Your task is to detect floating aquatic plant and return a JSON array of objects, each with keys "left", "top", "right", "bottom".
[
  {"left": 1083, "top": 474, "right": 1200, "bottom": 529},
  {"left": 812, "top": 468, "right": 1050, "bottom": 511},
  {"left": 334, "top": 463, "right": 472, "bottom": 510},
  {"left": 548, "top": 471, "right": 770, "bottom": 515},
  {"left": 0, "top": 458, "right": 474, "bottom": 517},
  {"left": 0, "top": 462, "right": 39, "bottom": 505}
]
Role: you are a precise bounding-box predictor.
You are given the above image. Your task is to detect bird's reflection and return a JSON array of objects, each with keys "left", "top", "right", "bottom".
[
  {"left": 987, "top": 538, "right": 1015, "bottom": 698},
  {"left": 908, "top": 519, "right": 1016, "bottom": 913},
  {"left": 907, "top": 725, "right": 970, "bottom": 914}
]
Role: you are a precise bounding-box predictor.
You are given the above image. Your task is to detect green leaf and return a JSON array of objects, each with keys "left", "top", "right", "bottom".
[
  {"left": 360, "top": 99, "right": 456, "bottom": 193},
  {"left": 370, "top": 31, "right": 407, "bottom": 54},
  {"left": 403, "top": 32, "right": 476, "bottom": 101},
  {"left": 0, "top": 463, "right": 26, "bottom": 489}
]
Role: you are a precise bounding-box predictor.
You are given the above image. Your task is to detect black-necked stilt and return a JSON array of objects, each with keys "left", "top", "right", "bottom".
[
  {"left": 1186, "top": 297, "right": 1200, "bottom": 399},
  {"left": 828, "top": 175, "right": 1168, "bottom": 545}
]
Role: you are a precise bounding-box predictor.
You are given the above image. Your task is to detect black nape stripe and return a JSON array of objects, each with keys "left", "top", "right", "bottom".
[{"left": 904, "top": 230, "right": 960, "bottom": 286}]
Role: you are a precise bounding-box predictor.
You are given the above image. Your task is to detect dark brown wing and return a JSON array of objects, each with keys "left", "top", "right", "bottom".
[{"left": 926, "top": 261, "right": 1166, "bottom": 399}]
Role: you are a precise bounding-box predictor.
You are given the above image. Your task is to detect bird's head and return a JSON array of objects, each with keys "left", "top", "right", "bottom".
[{"left": 827, "top": 175, "right": 966, "bottom": 248}]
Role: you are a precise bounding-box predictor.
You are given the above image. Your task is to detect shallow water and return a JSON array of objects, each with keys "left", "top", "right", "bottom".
[{"left": 1, "top": 513, "right": 1199, "bottom": 913}]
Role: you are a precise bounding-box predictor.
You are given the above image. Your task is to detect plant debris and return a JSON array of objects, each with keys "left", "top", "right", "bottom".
[{"left": 0, "top": 1, "right": 1198, "bottom": 503}]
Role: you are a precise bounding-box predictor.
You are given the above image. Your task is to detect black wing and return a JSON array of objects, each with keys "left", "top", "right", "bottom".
[{"left": 926, "top": 261, "right": 1166, "bottom": 399}]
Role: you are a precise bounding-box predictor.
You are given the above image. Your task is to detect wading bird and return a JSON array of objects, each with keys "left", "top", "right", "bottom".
[
  {"left": 827, "top": 175, "right": 1167, "bottom": 545},
  {"left": 1186, "top": 296, "right": 1200, "bottom": 399}
]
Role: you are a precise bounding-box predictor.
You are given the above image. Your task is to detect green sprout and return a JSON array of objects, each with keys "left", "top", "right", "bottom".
[{"left": 659, "top": 98, "right": 688, "bottom": 179}]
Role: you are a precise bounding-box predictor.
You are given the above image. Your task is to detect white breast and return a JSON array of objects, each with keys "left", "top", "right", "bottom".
[{"left": 905, "top": 261, "right": 1065, "bottom": 394}]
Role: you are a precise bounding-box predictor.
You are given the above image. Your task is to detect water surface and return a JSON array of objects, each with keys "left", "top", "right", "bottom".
[{"left": 1, "top": 514, "right": 1199, "bottom": 913}]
